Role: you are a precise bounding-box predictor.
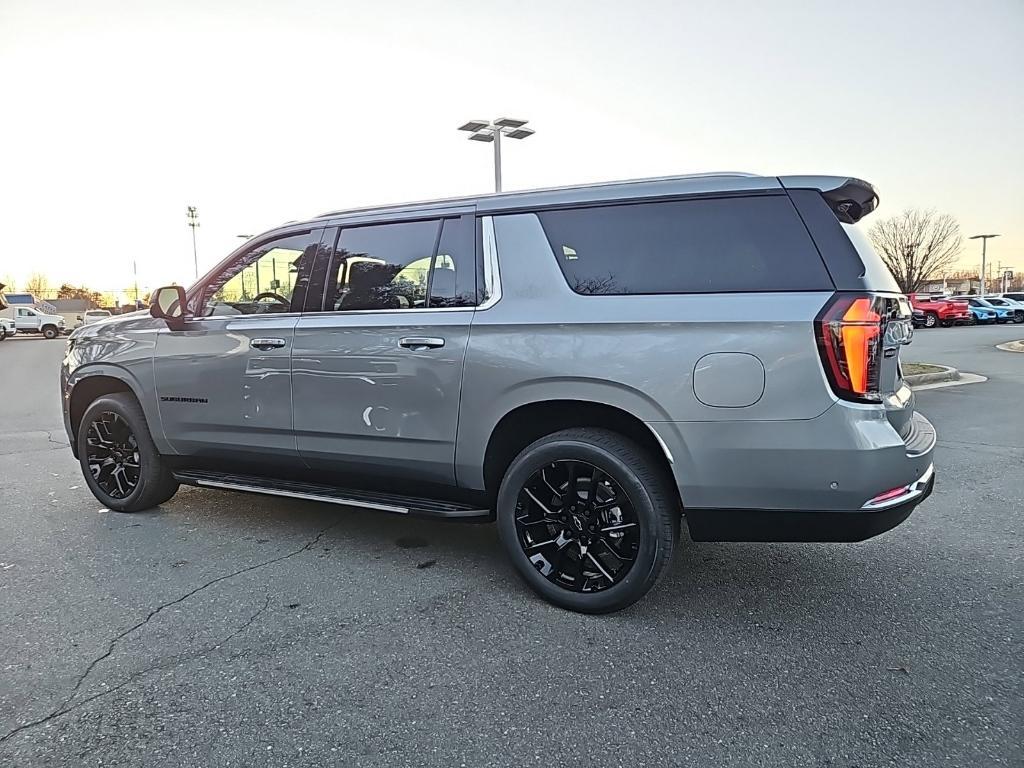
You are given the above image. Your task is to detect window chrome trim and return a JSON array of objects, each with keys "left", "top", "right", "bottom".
[
  {"left": 185, "top": 306, "right": 478, "bottom": 322},
  {"left": 478, "top": 215, "right": 502, "bottom": 310},
  {"left": 301, "top": 306, "right": 475, "bottom": 317}
]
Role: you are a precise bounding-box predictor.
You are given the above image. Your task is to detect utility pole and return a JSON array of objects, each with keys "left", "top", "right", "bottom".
[
  {"left": 969, "top": 233, "right": 1000, "bottom": 296},
  {"left": 133, "top": 260, "right": 139, "bottom": 308},
  {"left": 187, "top": 206, "right": 200, "bottom": 279}
]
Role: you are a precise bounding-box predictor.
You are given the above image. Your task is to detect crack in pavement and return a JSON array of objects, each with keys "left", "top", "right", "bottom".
[
  {"left": 44, "top": 430, "right": 68, "bottom": 448},
  {"left": 0, "top": 524, "right": 340, "bottom": 744},
  {"left": 9, "top": 594, "right": 274, "bottom": 734}
]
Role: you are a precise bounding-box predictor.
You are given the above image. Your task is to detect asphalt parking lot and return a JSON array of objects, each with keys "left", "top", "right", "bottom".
[{"left": 1, "top": 327, "right": 1021, "bottom": 767}]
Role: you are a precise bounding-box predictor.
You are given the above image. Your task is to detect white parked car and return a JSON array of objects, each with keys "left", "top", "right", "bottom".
[
  {"left": 0, "top": 317, "right": 15, "bottom": 340},
  {"left": 80, "top": 309, "right": 112, "bottom": 326}
]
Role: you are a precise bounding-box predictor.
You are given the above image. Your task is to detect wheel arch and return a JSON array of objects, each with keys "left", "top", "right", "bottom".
[
  {"left": 478, "top": 399, "right": 683, "bottom": 508},
  {"left": 67, "top": 365, "right": 168, "bottom": 457}
]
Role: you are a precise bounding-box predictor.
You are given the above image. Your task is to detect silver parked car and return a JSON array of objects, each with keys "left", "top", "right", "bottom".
[{"left": 61, "top": 173, "right": 935, "bottom": 612}]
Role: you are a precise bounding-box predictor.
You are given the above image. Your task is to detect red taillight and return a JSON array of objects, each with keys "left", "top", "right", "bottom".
[{"left": 815, "top": 294, "right": 885, "bottom": 402}]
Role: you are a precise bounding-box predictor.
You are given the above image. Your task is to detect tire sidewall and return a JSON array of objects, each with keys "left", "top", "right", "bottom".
[
  {"left": 497, "top": 437, "right": 666, "bottom": 613},
  {"left": 78, "top": 395, "right": 161, "bottom": 512}
]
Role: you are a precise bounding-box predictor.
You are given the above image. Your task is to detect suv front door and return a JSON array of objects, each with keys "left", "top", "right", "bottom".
[
  {"left": 154, "top": 228, "right": 325, "bottom": 463},
  {"left": 292, "top": 215, "right": 477, "bottom": 486}
]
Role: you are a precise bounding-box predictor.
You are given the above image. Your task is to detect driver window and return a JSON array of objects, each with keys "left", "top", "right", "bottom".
[{"left": 199, "top": 231, "right": 320, "bottom": 317}]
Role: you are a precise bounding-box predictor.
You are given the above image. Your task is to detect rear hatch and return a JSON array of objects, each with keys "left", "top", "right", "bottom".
[{"left": 782, "top": 177, "right": 915, "bottom": 439}]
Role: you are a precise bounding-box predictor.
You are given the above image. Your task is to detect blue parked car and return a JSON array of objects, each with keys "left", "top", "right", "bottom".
[
  {"left": 955, "top": 296, "right": 1014, "bottom": 324},
  {"left": 967, "top": 305, "right": 998, "bottom": 324},
  {"left": 982, "top": 297, "right": 1024, "bottom": 323}
]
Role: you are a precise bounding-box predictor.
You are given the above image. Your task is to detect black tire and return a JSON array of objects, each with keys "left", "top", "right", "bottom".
[
  {"left": 1015, "top": 311, "right": 1024, "bottom": 324},
  {"left": 496, "top": 428, "right": 679, "bottom": 614},
  {"left": 924, "top": 312, "right": 938, "bottom": 328},
  {"left": 78, "top": 393, "right": 179, "bottom": 512},
  {"left": 42, "top": 325, "right": 59, "bottom": 339}
]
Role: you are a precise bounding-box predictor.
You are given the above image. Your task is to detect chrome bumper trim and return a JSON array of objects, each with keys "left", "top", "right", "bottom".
[{"left": 861, "top": 463, "right": 934, "bottom": 511}]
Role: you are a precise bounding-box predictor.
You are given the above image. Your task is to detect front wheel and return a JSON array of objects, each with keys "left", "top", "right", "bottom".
[
  {"left": 42, "top": 325, "right": 59, "bottom": 339},
  {"left": 78, "top": 393, "right": 179, "bottom": 512},
  {"left": 924, "top": 312, "right": 938, "bottom": 328},
  {"left": 496, "top": 428, "right": 679, "bottom": 614}
]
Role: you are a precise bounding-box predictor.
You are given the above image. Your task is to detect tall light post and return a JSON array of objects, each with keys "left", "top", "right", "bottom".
[
  {"left": 458, "top": 118, "right": 535, "bottom": 192},
  {"left": 969, "top": 233, "right": 1000, "bottom": 296},
  {"left": 186, "top": 206, "right": 200, "bottom": 279}
]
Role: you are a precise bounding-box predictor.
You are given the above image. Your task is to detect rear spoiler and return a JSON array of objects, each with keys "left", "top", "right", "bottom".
[{"left": 779, "top": 176, "right": 879, "bottom": 224}]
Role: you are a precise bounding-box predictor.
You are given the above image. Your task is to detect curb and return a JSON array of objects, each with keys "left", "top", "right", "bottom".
[
  {"left": 903, "top": 365, "right": 960, "bottom": 386},
  {"left": 995, "top": 340, "right": 1024, "bottom": 353}
]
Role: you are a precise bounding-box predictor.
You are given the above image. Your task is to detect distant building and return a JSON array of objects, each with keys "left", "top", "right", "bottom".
[
  {"left": 51, "top": 298, "right": 95, "bottom": 328},
  {"left": 3, "top": 292, "right": 58, "bottom": 313},
  {"left": 917, "top": 278, "right": 979, "bottom": 296}
]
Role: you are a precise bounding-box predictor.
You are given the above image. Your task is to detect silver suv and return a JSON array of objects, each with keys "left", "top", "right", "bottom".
[{"left": 61, "top": 173, "right": 935, "bottom": 613}]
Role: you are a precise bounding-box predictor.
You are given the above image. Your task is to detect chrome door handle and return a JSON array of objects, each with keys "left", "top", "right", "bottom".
[
  {"left": 399, "top": 336, "right": 445, "bottom": 350},
  {"left": 250, "top": 337, "right": 287, "bottom": 350}
]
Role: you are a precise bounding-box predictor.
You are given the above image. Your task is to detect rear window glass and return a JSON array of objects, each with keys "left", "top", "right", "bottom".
[
  {"left": 841, "top": 222, "right": 901, "bottom": 293},
  {"left": 536, "top": 196, "right": 832, "bottom": 295}
]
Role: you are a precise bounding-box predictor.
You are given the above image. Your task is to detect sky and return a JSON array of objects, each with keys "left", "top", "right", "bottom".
[{"left": 1, "top": 0, "right": 1021, "bottom": 299}]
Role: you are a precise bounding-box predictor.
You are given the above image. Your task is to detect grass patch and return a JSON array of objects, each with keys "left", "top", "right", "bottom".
[{"left": 902, "top": 363, "right": 945, "bottom": 376}]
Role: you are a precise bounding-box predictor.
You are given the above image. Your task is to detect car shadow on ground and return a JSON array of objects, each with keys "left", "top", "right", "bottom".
[{"left": 146, "top": 486, "right": 931, "bottom": 629}]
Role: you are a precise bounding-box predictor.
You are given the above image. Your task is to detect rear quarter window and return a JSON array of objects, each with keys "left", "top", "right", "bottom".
[{"left": 536, "top": 195, "right": 833, "bottom": 295}]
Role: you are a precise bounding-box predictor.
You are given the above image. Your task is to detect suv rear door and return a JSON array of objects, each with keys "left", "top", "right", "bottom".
[{"left": 291, "top": 213, "right": 477, "bottom": 486}]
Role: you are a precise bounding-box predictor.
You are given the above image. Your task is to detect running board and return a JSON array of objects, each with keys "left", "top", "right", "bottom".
[{"left": 172, "top": 470, "right": 490, "bottom": 519}]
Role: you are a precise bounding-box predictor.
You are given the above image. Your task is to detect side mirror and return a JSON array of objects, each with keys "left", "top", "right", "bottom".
[{"left": 150, "top": 285, "right": 188, "bottom": 329}]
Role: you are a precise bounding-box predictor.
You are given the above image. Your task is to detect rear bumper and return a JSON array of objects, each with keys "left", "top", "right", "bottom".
[{"left": 685, "top": 464, "right": 935, "bottom": 542}]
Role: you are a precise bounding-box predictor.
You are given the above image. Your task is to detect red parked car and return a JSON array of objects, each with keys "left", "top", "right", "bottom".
[{"left": 909, "top": 294, "right": 971, "bottom": 328}]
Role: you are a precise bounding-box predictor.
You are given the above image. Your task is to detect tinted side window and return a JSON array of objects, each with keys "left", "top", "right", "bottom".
[
  {"left": 428, "top": 217, "right": 476, "bottom": 307},
  {"left": 537, "top": 196, "right": 833, "bottom": 294},
  {"left": 319, "top": 220, "right": 440, "bottom": 312}
]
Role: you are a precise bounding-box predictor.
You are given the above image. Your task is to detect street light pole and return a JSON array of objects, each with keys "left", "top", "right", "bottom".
[
  {"left": 493, "top": 128, "right": 502, "bottom": 192},
  {"left": 187, "top": 206, "right": 200, "bottom": 279},
  {"left": 458, "top": 118, "right": 535, "bottom": 192},
  {"left": 969, "top": 233, "right": 1000, "bottom": 296}
]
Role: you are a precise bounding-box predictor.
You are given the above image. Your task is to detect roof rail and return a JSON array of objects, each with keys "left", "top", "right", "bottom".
[{"left": 315, "top": 171, "right": 762, "bottom": 219}]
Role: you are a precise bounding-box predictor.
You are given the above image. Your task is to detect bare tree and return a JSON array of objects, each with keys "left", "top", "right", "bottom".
[
  {"left": 868, "top": 209, "right": 962, "bottom": 294},
  {"left": 25, "top": 273, "right": 50, "bottom": 297}
]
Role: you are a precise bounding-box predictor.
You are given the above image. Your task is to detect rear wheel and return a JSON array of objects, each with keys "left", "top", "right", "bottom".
[
  {"left": 496, "top": 428, "right": 679, "bottom": 614},
  {"left": 78, "top": 393, "right": 178, "bottom": 512},
  {"left": 924, "top": 312, "right": 938, "bottom": 328}
]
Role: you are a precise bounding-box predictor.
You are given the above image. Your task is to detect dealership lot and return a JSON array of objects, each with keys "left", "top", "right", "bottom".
[{"left": 1, "top": 329, "right": 1021, "bottom": 767}]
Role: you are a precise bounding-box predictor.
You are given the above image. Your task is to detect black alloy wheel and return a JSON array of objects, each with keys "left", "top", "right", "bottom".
[
  {"left": 497, "top": 427, "right": 679, "bottom": 613},
  {"left": 514, "top": 459, "right": 640, "bottom": 593},
  {"left": 85, "top": 411, "right": 141, "bottom": 499}
]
